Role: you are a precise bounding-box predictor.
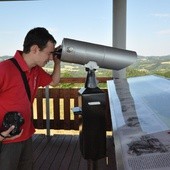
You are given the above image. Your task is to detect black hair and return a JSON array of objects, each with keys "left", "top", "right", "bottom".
[{"left": 23, "top": 27, "right": 56, "bottom": 53}]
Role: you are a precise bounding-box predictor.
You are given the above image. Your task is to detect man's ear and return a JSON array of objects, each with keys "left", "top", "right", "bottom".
[{"left": 30, "top": 45, "right": 39, "bottom": 54}]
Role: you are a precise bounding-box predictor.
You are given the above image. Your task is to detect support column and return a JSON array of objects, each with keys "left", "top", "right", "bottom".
[
  {"left": 113, "top": 0, "right": 127, "bottom": 79},
  {"left": 45, "top": 85, "right": 50, "bottom": 136}
]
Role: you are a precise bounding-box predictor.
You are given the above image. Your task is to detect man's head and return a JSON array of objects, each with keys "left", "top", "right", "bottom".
[
  {"left": 23, "top": 27, "right": 56, "bottom": 53},
  {"left": 23, "top": 27, "right": 57, "bottom": 67}
]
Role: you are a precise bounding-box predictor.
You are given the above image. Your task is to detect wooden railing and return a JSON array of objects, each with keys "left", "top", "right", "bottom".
[{"left": 32, "top": 77, "right": 113, "bottom": 131}]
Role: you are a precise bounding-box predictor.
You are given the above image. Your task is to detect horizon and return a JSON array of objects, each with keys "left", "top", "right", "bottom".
[{"left": 1, "top": 53, "right": 170, "bottom": 58}]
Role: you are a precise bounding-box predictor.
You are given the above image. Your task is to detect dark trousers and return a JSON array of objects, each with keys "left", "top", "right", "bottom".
[{"left": 0, "top": 137, "right": 33, "bottom": 170}]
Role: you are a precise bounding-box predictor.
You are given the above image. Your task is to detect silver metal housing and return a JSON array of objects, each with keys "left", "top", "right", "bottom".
[{"left": 60, "top": 38, "right": 137, "bottom": 70}]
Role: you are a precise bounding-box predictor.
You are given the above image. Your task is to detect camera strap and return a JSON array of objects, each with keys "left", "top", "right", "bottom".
[{"left": 10, "top": 58, "right": 31, "bottom": 102}]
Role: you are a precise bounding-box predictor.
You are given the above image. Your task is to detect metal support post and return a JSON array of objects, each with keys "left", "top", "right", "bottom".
[{"left": 45, "top": 85, "right": 50, "bottom": 136}]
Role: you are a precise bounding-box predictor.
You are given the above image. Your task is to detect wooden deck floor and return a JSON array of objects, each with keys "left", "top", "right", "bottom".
[{"left": 33, "top": 134, "right": 117, "bottom": 170}]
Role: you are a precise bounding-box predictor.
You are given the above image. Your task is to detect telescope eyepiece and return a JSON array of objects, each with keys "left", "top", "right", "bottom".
[{"left": 53, "top": 45, "right": 62, "bottom": 59}]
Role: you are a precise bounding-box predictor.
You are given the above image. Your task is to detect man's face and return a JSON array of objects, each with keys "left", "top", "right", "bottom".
[{"left": 36, "top": 41, "right": 55, "bottom": 67}]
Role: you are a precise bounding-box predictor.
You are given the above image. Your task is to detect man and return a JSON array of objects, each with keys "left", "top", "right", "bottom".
[{"left": 0, "top": 27, "right": 60, "bottom": 170}]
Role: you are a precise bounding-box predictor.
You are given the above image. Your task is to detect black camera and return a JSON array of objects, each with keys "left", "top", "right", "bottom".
[{"left": 1, "top": 111, "right": 24, "bottom": 136}]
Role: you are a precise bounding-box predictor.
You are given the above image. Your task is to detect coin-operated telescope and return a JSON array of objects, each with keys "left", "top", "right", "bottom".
[
  {"left": 54, "top": 38, "right": 137, "bottom": 70},
  {"left": 54, "top": 38, "right": 137, "bottom": 168}
]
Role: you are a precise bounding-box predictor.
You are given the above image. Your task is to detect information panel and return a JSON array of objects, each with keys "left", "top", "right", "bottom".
[{"left": 107, "top": 75, "right": 170, "bottom": 170}]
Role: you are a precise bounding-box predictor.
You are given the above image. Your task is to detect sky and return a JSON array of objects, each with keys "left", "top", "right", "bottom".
[{"left": 0, "top": 0, "right": 170, "bottom": 57}]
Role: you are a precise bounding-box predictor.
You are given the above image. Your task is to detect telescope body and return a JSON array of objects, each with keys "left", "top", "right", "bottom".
[{"left": 58, "top": 38, "right": 137, "bottom": 70}]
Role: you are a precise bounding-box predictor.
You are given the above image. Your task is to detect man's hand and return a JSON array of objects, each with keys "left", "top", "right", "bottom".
[
  {"left": 0, "top": 126, "right": 23, "bottom": 141},
  {"left": 53, "top": 45, "right": 62, "bottom": 60}
]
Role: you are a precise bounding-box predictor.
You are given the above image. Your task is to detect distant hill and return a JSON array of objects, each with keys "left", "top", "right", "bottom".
[
  {"left": 129, "top": 55, "right": 170, "bottom": 73},
  {"left": 1, "top": 55, "right": 170, "bottom": 77},
  {"left": 0, "top": 55, "right": 12, "bottom": 62}
]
